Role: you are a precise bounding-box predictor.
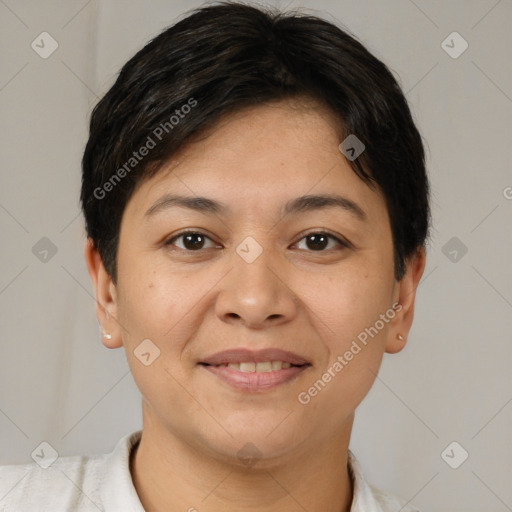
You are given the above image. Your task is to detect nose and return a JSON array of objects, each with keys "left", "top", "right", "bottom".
[{"left": 214, "top": 246, "right": 299, "bottom": 329}]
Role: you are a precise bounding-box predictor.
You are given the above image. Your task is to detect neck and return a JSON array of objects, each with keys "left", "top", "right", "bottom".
[{"left": 130, "top": 406, "right": 353, "bottom": 512}]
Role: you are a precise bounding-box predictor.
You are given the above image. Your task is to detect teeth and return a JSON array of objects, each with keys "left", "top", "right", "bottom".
[
  {"left": 256, "top": 361, "right": 272, "bottom": 372},
  {"left": 239, "top": 362, "right": 256, "bottom": 372},
  {"left": 222, "top": 361, "right": 294, "bottom": 372}
]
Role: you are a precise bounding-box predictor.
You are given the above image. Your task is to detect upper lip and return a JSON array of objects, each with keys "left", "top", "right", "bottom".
[{"left": 200, "top": 348, "right": 311, "bottom": 366}]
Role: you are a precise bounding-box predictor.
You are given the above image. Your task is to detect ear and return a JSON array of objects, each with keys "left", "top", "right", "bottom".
[
  {"left": 385, "top": 247, "right": 426, "bottom": 354},
  {"left": 84, "top": 238, "right": 123, "bottom": 349}
]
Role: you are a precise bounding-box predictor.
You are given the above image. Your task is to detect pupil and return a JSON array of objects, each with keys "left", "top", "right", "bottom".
[
  {"left": 307, "top": 234, "right": 328, "bottom": 250},
  {"left": 184, "top": 233, "right": 204, "bottom": 250}
]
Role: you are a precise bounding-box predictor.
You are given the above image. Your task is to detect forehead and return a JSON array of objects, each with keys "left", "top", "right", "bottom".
[{"left": 124, "top": 100, "right": 386, "bottom": 223}]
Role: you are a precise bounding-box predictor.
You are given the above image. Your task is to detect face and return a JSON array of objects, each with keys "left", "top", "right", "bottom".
[{"left": 87, "top": 99, "right": 424, "bottom": 465}]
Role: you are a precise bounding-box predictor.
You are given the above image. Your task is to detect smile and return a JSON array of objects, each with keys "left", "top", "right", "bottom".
[
  {"left": 199, "top": 347, "right": 312, "bottom": 391},
  {"left": 213, "top": 360, "right": 293, "bottom": 372},
  {"left": 201, "top": 363, "right": 310, "bottom": 391}
]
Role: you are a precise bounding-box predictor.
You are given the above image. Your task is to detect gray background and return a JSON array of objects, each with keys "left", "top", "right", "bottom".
[{"left": 1, "top": 1, "right": 511, "bottom": 511}]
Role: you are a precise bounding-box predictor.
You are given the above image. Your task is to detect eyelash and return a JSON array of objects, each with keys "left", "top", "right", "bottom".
[{"left": 164, "top": 230, "right": 350, "bottom": 252}]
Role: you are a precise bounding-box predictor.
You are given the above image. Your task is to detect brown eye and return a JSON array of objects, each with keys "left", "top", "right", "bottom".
[
  {"left": 295, "top": 232, "right": 348, "bottom": 251},
  {"left": 304, "top": 233, "right": 329, "bottom": 250},
  {"left": 166, "top": 231, "right": 217, "bottom": 251}
]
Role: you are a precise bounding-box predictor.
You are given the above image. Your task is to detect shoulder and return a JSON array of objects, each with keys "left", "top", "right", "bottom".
[
  {"left": 0, "top": 430, "right": 143, "bottom": 512},
  {"left": 0, "top": 453, "right": 106, "bottom": 511},
  {"left": 348, "top": 451, "right": 422, "bottom": 512},
  {"left": 369, "top": 484, "right": 422, "bottom": 512}
]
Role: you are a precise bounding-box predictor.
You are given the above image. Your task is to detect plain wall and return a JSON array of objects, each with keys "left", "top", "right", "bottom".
[{"left": 1, "top": 1, "right": 511, "bottom": 511}]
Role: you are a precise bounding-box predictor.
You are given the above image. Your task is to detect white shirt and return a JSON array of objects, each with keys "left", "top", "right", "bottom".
[{"left": 0, "top": 430, "right": 420, "bottom": 511}]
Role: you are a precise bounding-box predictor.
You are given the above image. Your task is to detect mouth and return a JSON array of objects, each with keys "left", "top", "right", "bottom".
[{"left": 198, "top": 348, "right": 312, "bottom": 392}]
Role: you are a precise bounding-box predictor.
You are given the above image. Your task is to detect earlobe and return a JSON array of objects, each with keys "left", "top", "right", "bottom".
[
  {"left": 385, "top": 248, "right": 426, "bottom": 354},
  {"left": 386, "top": 331, "right": 407, "bottom": 354},
  {"left": 84, "top": 239, "right": 123, "bottom": 349},
  {"left": 99, "top": 325, "right": 117, "bottom": 348}
]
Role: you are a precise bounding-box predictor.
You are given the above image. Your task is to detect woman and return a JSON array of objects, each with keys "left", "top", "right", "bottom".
[{"left": 0, "top": 2, "right": 428, "bottom": 510}]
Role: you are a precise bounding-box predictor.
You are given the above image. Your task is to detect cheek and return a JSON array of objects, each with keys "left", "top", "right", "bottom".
[
  {"left": 116, "top": 252, "right": 189, "bottom": 337},
  {"left": 296, "top": 276, "right": 391, "bottom": 422},
  {"left": 115, "top": 268, "right": 193, "bottom": 417},
  {"left": 115, "top": 258, "right": 215, "bottom": 394},
  {"left": 293, "top": 262, "right": 394, "bottom": 415},
  {"left": 297, "top": 261, "right": 394, "bottom": 344}
]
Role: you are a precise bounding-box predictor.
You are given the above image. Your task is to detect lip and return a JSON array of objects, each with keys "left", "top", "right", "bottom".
[
  {"left": 200, "top": 348, "right": 310, "bottom": 366},
  {"left": 199, "top": 348, "right": 311, "bottom": 392},
  {"left": 201, "top": 364, "right": 310, "bottom": 392}
]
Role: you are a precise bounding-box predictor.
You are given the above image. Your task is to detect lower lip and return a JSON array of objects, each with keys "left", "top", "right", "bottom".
[{"left": 200, "top": 364, "right": 309, "bottom": 392}]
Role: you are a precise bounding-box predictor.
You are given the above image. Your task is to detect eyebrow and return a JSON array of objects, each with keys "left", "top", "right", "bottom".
[
  {"left": 144, "top": 193, "right": 367, "bottom": 221},
  {"left": 144, "top": 195, "right": 229, "bottom": 218},
  {"left": 283, "top": 194, "right": 366, "bottom": 220}
]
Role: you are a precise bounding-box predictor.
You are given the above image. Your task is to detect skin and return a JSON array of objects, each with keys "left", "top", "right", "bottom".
[{"left": 85, "top": 98, "right": 425, "bottom": 512}]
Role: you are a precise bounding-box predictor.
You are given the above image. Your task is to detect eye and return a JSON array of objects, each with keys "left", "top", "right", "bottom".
[
  {"left": 165, "top": 231, "right": 220, "bottom": 251},
  {"left": 294, "top": 231, "right": 349, "bottom": 251},
  {"left": 164, "top": 230, "right": 349, "bottom": 253}
]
